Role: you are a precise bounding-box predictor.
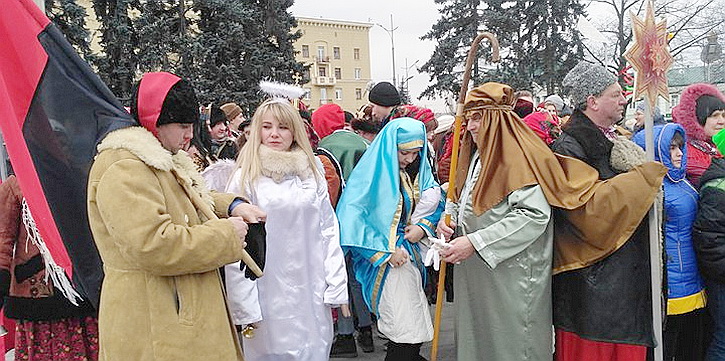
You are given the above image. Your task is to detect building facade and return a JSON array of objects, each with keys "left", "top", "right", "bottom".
[{"left": 294, "top": 17, "right": 373, "bottom": 112}]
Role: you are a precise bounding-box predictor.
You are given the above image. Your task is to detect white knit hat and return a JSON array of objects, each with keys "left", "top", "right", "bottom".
[{"left": 434, "top": 115, "right": 455, "bottom": 134}]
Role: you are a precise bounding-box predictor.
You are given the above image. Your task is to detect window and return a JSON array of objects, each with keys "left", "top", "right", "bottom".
[
  {"left": 670, "top": 94, "right": 680, "bottom": 107},
  {"left": 318, "top": 66, "right": 326, "bottom": 77},
  {"left": 304, "top": 89, "right": 311, "bottom": 101},
  {"left": 355, "top": 88, "right": 362, "bottom": 100},
  {"left": 353, "top": 48, "right": 360, "bottom": 60},
  {"left": 354, "top": 68, "right": 361, "bottom": 80},
  {"left": 317, "top": 46, "right": 325, "bottom": 59},
  {"left": 334, "top": 67, "right": 342, "bottom": 79},
  {"left": 333, "top": 47, "right": 340, "bottom": 59},
  {"left": 335, "top": 88, "right": 343, "bottom": 100},
  {"left": 320, "top": 88, "right": 328, "bottom": 103},
  {"left": 301, "top": 45, "right": 309, "bottom": 58}
]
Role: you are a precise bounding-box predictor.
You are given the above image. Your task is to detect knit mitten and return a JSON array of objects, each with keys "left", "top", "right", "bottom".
[{"left": 610, "top": 136, "right": 647, "bottom": 172}]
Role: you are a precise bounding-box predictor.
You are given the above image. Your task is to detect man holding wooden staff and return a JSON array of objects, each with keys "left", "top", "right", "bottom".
[{"left": 436, "top": 79, "right": 666, "bottom": 361}]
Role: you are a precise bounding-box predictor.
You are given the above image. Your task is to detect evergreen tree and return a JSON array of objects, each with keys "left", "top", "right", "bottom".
[
  {"left": 88, "top": 0, "right": 307, "bottom": 111},
  {"left": 419, "top": 0, "right": 482, "bottom": 101},
  {"left": 226, "top": 0, "right": 308, "bottom": 110},
  {"left": 45, "top": 0, "right": 93, "bottom": 61},
  {"left": 167, "top": 0, "right": 306, "bottom": 111},
  {"left": 185, "top": 0, "right": 257, "bottom": 108},
  {"left": 499, "top": 0, "right": 585, "bottom": 93},
  {"left": 91, "top": 0, "right": 140, "bottom": 101},
  {"left": 421, "top": 0, "right": 584, "bottom": 101},
  {"left": 134, "top": 1, "right": 193, "bottom": 74}
]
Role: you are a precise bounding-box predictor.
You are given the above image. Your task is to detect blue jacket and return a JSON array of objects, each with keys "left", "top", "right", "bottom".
[{"left": 634, "top": 124, "right": 704, "bottom": 305}]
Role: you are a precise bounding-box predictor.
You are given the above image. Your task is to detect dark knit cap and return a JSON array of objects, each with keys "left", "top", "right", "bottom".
[
  {"left": 369, "top": 82, "right": 401, "bottom": 107},
  {"left": 209, "top": 107, "right": 228, "bottom": 127},
  {"left": 696, "top": 95, "right": 725, "bottom": 126},
  {"left": 351, "top": 117, "right": 381, "bottom": 134}
]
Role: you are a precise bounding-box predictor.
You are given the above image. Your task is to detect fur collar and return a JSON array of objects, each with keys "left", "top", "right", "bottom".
[
  {"left": 259, "top": 145, "right": 312, "bottom": 183},
  {"left": 97, "top": 126, "right": 214, "bottom": 209},
  {"left": 562, "top": 110, "right": 613, "bottom": 161}
]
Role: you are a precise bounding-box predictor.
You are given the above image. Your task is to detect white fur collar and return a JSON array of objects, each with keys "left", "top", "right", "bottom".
[
  {"left": 259, "top": 145, "right": 312, "bottom": 183},
  {"left": 97, "top": 126, "right": 214, "bottom": 210},
  {"left": 98, "top": 127, "right": 173, "bottom": 170}
]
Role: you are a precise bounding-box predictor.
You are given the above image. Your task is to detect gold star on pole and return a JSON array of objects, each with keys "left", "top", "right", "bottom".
[{"left": 624, "top": 0, "right": 673, "bottom": 109}]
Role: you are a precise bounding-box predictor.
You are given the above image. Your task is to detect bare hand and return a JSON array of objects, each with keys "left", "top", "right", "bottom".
[
  {"left": 403, "top": 225, "right": 425, "bottom": 243},
  {"left": 340, "top": 304, "right": 352, "bottom": 318},
  {"left": 436, "top": 218, "right": 456, "bottom": 241},
  {"left": 228, "top": 217, "right": 249, "bottom": 247},
  {"left": 231, "top": 203, "right": 267, "bottom": 223},
  {"left": 388, "top": 247, "right": 410, "bottom": 268},
  {"left": 439, "top": 235, "right": 474, "bottom": 264}
]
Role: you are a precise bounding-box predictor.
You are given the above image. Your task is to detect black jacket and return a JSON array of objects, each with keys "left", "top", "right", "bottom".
[
  {"left": 693, "top": 158, "right": 725, "bottom": 283},
  {"left": 551, "top": 110, "right": 654, "bottom": 347}
]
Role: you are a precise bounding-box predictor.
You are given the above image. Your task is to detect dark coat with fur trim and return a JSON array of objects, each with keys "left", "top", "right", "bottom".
[
  {"left": 672, "top": 83, "right": 724, "bottom": 186},
  {"left": 0, "top": 176, "right": 95, "bottom": 321},
  {"left": 551, "top": 110, "right": 654, "bottom": 347}
]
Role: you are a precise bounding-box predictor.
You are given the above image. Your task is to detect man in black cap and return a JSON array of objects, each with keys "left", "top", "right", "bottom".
[
  {"left": 208, "top": 106, "right": 239, "bottom": 160},
  {"left": 368, "top": 81, "right": 401, "bottom": 126}
]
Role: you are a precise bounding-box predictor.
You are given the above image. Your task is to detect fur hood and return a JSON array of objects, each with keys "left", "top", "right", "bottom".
[
  {"left": 97, "top": 126, "right": 214, "bottom": 208},
  {"left": 672, "top": 83, "right": 725, "bottom": 142}
]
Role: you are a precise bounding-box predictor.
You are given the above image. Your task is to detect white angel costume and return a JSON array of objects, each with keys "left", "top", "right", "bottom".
[{"left": 214, "top": 146, "right": 348, "bottom": 361}]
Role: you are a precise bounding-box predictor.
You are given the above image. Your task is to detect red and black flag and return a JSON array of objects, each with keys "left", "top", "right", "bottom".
[{"left": 0, "top": 0, "right": 134, "bottom": 308}]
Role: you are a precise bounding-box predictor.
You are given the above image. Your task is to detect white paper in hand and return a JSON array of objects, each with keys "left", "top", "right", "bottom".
[{"left": 424, "top": 233, "right": 451, "bottom": 271}]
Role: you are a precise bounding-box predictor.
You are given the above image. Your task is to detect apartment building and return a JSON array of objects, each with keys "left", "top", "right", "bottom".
[{"left": 294, "top": 17, "right": 373, "bottom": 112}]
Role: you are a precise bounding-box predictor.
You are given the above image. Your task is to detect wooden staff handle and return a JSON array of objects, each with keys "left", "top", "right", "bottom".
[{"left": 431, "top": 31, "right": 500, "bottom": 361}]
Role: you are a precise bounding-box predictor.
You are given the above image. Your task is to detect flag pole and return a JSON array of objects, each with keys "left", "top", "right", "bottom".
[{"left": 430, "top": 31, "right": 499, "bottom": 361}]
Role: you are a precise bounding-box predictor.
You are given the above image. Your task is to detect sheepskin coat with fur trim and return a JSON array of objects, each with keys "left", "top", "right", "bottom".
[
  {"left": 87, "top": 126, "right": 245, "bottom": 361},
  {"left": 672, "top": 83, "right": 725, "bottom": 186}
]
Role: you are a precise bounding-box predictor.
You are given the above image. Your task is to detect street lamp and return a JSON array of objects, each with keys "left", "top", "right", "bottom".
[
  {"left": 400, "top": 59, "right": 419, "bottom": 103},
  {"left": 701, "top": 32, "right": 722, "bottom": 82},
  {"left": 373, "top": 15, "right": 398, "bottom": 84}
]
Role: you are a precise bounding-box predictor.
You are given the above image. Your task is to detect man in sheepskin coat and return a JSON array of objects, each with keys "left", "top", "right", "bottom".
[
  {"left": 551, "top": 62, "right": 657, "bottom": 361},
  {"left": 87, "top": 72, "right": 265, "bottom": 361}
]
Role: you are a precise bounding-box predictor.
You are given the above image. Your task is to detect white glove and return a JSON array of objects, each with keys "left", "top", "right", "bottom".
[{"left": 424, "top": 233, "right": 452, "bottom": 271}]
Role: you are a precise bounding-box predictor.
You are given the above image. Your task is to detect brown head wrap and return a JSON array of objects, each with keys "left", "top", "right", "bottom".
[{"left": 452, "top": 82, "right": 666, "bottom": 272}]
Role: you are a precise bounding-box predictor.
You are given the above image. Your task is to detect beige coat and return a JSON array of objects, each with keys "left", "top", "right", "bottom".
[{"left": 87, "top": 127, "right": 245, "bottom": 361}]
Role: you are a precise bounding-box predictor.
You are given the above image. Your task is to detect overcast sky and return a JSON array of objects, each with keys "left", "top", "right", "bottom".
[{"left": 289, "top": 1, "right": 448, "bottom": 112}]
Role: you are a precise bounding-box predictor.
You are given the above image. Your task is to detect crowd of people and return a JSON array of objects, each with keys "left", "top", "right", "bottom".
[{"left": 2, "top": 57, "right": 725, "bottom": 361}]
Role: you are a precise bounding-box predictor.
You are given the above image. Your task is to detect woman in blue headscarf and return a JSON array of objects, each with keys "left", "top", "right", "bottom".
[{"left": 337, "top": 117, "right": 443, "bottom": 361}]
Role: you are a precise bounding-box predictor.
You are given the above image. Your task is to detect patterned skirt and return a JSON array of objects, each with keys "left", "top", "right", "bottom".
[{"left": 14, "top": 316, "right": 98, "bottom": 361}]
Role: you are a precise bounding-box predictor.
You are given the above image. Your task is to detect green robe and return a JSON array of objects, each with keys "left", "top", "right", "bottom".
[{"left": 451, "top": 152, "right": 553, "bottom": 361}]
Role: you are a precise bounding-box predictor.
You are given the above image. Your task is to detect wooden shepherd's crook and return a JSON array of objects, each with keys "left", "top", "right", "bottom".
[{"left": 430, "top": 31, "right": 500, "bottom": 361}]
